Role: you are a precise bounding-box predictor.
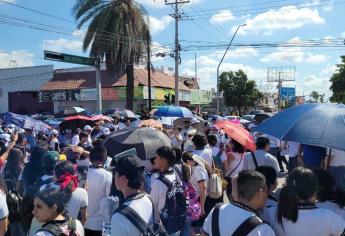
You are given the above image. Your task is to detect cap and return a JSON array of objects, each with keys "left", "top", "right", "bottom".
[
  {"left": 84, "top": 125, "right": 92, "bottom": 131},
  {"left": 51, "top": 129, "right": 59, "bottom": 135},
  {"left": 0, "top": 133, "right": 11, "bottom": 142},
  {"left": 102, "top": 127, "right": 111, "bottom": 135},
  {"left": 115, "top": 155, "right": 144, "bottom": 180}
]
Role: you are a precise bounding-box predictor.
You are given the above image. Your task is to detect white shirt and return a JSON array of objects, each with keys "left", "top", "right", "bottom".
[
  {"left": 150, "top": 172, "right": 176, "bottom": 218},
  {"left": 84, "top": 167, "right": 113, "bottom": 231},
  {"left": 287, "top": 141, "right": 300, "bottom": 157},
  {"left": 71, "top": 135, "right": 80, "bottom": 146},
  {"left": 0, "top": 191, "right": 8, "bottom": 219},
  {"left": 329, "top": 148, "right": 345, "bottom": 167},
  {"left": 49, "top": 138, "right": 59, "bottom": 150},
  {"left": 111, "top": 194, "right": 154, "bottom": 236},
  {"left": 190, "top": 165, "right": 209, "bottom": 196},
  {"left": 317, "top": 201, "right": 345, "bottom": 219},
  {"left": 34, "top": 219, "right": 84, "bottom": 236},
  {"left": 180, "top": 127, "right": 196, "bottom": 141},
  {"left": 225, "top": 152, "right": 244, "bottom": 178},
  {"left": 266, "top": 206, "right": 345, "bottom": 236},
  {"left": 210, "top": 147, "right": 227, "bottom": 163},
  {"left": 203, "top": 202, "right": 275, "bottom": 236},
  {"left": 193, "top": 148, "right": 213, "bottom": 168},
  {"left": 243, "top": 150, "right": 280, "bottom": 173},
  {"left": 171, "top": 134, "right": 183, "bottom": 149}
]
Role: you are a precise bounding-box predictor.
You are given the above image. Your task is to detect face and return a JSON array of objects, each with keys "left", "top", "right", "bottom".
[
  {"left": 184, "top": 122, "right": 190, "bottom": 129},
  {"left": 125, "top": 120, "right": 131, "bottom": 127},
  {"left": 264, "top": 143, "right": 270, "bottom": 152},
  {"left": 33, "top": 197, "right": 57, "bottom": 223}
]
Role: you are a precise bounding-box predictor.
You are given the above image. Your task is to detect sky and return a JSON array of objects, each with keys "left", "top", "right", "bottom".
[{"left": 0, "top": 0, "right": 344, "bottom": 99}]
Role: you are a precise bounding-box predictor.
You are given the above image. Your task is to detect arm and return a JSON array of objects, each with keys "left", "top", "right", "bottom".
[
  {"left": 198, "top": 180, "right": 207, "bottom": 216},
  {"left": 71, "top": 146, "right": 90, "bottom": 158},
  {"left": 79, "top": 207, "right": 87, "bottom": 225},
  {"left": 0, "top": 133, "right": 18, "bottom": 164}
]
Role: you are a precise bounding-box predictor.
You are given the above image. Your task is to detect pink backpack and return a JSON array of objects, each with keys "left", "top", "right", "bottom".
[{"left": 173, "top": 166, "right": 201, "bottom": 221}]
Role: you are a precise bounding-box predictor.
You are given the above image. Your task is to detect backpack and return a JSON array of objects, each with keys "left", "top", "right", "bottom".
[
  {"left": 37, "top": 216, "right": 78, "bottom": 236},
  {"left": 213, "top": 149, "right": 225, "bottom": 172},
  {"left": 4, "top": 179, "right": 22, "bottom": 223},
  {"left": 158, "top": 175, "right": 187, "bottom": 234},
  {"left": 211, "top": 203, "right": 264, "bottom": 236},
  {"left": 172, "top": 166, "right": 201, "bottom": 221}
]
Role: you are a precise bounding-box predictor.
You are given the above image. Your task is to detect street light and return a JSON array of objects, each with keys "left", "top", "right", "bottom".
[{"left": 216, "top": 23, "right": 246, "bottom": 114}]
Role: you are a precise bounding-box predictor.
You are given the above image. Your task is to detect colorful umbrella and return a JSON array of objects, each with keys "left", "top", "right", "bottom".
[
  {"left": 153, "top": 106, "right": 193, "bottom": 118},
  {"left": 90, "top": 115, "right": 113, "bottom": 123},
  {"left": 60, "top": 115, "right": 94, "bottom": 130},
  {"left": 215, "top": 120, "right": 256, "bottom": 152},
  {"left": 140, "top": 119, "right": 163, "bottom": 130}
]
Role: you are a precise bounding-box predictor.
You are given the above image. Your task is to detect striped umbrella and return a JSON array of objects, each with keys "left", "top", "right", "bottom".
[{"left": 153, "top": 106, "right": 193, "bottom": 118}]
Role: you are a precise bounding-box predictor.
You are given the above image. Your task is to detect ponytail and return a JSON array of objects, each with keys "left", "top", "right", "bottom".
[{"left": 277, "top": 184, "right": 299, "bottom": 224}]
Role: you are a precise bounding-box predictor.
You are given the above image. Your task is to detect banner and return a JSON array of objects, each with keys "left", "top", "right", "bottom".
[
  {"left": 190, "top": 90, "right": 213, "bottom": 105},
  {"left": 80, "top": 88, "right": 97, "bottom": 101}
]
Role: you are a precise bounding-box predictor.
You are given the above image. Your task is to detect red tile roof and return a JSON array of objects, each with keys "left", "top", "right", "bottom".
[{"left": 41, "top": 68, "right": 190, "bottom": 91}]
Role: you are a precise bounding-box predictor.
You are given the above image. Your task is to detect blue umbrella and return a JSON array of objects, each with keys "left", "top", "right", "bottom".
[
  {"left": 253, "top": 103, "right": 345, "bottom": 151},
  {"left": 153, "top": 106, "right": 193, "bottom": 118}
]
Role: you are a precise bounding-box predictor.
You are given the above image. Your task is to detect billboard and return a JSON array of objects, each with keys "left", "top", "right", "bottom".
[{"left": 280, "top": 87, "right": 296, "bottom": 104}]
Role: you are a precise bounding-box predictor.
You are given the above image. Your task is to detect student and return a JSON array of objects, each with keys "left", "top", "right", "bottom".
[
  {"left": 151, "top": 146, "right": 186, "bottom": 235},
  {"left": 207, "top": 134, "right": 226, "bottom": 172},
  {"left": 192, "top": 133, "right": 213, "bottom": 168},
  {"left": 111, "top": 155, "right": 154, "bottom": 236},
  {"left": 314, "top": 169, "right": 345, "bottom": 218},
  {"left": 201, "top": 170, "right": 275, "bottom": 236},
  {"left": 33, "top": 188, "right": 84, "bottom": 236},
  {"left": 84, "top": 146, "right": 112, "bottom": 236},
  {"left": 49, "top": 129, "right": 60, "bottom": 152},
  {"left": 243, "top": 137, "right": 280, "bottom": 173},
  {"left": 266, "top": 167, "right": 345, "bottom": 236},
  {"left": 171, "top": 127, "right": 183, "bottom": 149},
  {"left": 0, "top": 179, "right": 8, "bottom": 235}
]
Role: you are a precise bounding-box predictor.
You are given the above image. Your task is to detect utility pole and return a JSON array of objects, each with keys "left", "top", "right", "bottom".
[
  {"left": 166, "top": 0, "right": 189, "bottom": 106},
  {"left": 95, "top": 56, "right": 102, "bottom": 114},
  {"left": 195, "top": 53, "right": 197, "bottom": 83},
  {"left": 147, "top": 31, "right": 152, "bottom": 111}
]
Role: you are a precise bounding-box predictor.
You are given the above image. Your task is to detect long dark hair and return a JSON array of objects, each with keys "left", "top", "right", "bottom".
[
  {"left": 231, "top": 139, "right": 245, "bottom": 154},
  {"left": 4, "top": 148, "right": 24, "bottom": 181},
  {"left": 314, "top": 169, "right": 345, "bottom": 208},
  {"left": 22, "top": 146, "right": 47, "bottom": 189},
  {"left": 278, "top": 167, "right": 318, "bottom": 224}
]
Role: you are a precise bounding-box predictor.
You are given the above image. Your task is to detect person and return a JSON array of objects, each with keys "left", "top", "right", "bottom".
[
  {"left": 33, "top": 188, "right": 84, "bottom": 236},
  {"left": 314, "top": 169, "right": 345, "bottom": 218},
  {"left": 266, "top": 167, "right": 345, "bottom": 236},
  {"left": 49, "top": 130, "right": 60, "bottom": 152},
  {"left": 84, "top": 146, "right": 112, "bottom": 236},
  {"left": 4, "top": 148, "right": 24, "bottom": 190},
  {"left": 0, "top": 179, "right": 8, "bottom": 235},
  {"left": 39, "top": 151, "right": 59, "bottom": 189},
  {"left": 325, "top": 148, "right": 345, "bottom": 190},
  {"left": 91, "top": 121, "right": 102, "bottom": 139},
  {"left": 183, "top": 130, "right": 196, "bottom": 152},
  {"left": 207, "top": 134, "right": 226, "bottom": 172},
  {"left": 171, "top": 127, "right": 183, "bottom": 149},
  {"left": 78, "top": 131, "right": 90, "bottom": 149},
  {"left": 299, "top": 144, "right": 326, "bottom": 169},
  {"left": 25, "top": 128, "right": 36, "bottom": 150},
  {"left": 83, "top": 126, "right": 93, "bottom": 147},
  {"left": 201, "top": 170, "right": 275, "bottom": 236},
  {"left": 284, "top": 141, "right": 300, "bottom": 172},
  {"left": 151, "top": 146, "right": 186, "bottom": 235},
  {"left": 111, "top": 155, "right": 154, "bottom": 236},
  {"left": 224, "top": 139, "right": 246, "bottom": 198},
  {"left": 71, "top": 128, "right": 81, "bottom": 146},
  {"left": 243, "top": 136, "right": 280, "bottom": 173},
  {"left": 180, "top": 121, "right": 196, "bottom": 142},
  {"left": 192, "top": 133, "right": 213, "bottom": 168},
  {"left": 14, "top": 133, "right": 28, "bottom": 157},
  {"left": 40, "top": 161, "right": 88, "bottom": 223},
  {"left": 183, "top": 152, "right": 210, "bottom": 235}
]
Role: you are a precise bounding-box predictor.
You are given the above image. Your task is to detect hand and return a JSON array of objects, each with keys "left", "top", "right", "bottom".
[
  {"left": 71, "top": 145, "right": 84, "bottom": 155},
  {"left": 11, "top": 132, "right": 18, "bottom": 142}
]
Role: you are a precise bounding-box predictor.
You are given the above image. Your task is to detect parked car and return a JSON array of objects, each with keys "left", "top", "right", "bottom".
[
  {"left": 241, "top": 115, "right": 255, "bottom": 122},
  {"left": 225, "top": 116, "right": 240, "bottom": 121}
]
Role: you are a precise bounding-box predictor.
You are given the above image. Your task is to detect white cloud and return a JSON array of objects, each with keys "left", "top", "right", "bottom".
[
  {"left": 341, "top": 32, "right": 345, "bottom": 37},
  {"left": 148, "top": 16, "right": 173, "bottom": 35},
  {"left": 302, "top": 0, "right": 333, "bottom": 11},
  {"left": 210, "top": 10, "right": 235, "bottom": 25},
  {"left": 42, "top": 38, "right": 83, "bottom": 52},
  {"left": 234, "top": 6, "right": 325, "bottom": 35},
  {"left": 322, "top": 64, "right": 338, "bottom": 74},
  {"left": 306, "top": 53, "right": 327, "bottom": 64},
  {"left": 137, "top": 0, "right": 202, "bottom": 9},
  {"left": 151, "top": 41, "right": 172, "bottom": 62},
  {"left": 0, "top": 49, "right": 34, "bottom": 68},
  {"left": 298, "top": 74, "right": 331, "bottom": 97}
]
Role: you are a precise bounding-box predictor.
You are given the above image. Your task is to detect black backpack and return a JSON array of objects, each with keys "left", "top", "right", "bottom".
[
  {"left": 4, "top": 179, "right": 22, "bottom": 223},
  {"left": 36, "top": 216, "right": 77, "bottom": 236},
  {"left": 158, "top": 175, "right": 187, "bottom": 234}
]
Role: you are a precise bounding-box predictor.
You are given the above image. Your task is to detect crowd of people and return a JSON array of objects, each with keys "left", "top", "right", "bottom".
[{"left": 0, "top": 114, "right": 344, "bottom": 236}]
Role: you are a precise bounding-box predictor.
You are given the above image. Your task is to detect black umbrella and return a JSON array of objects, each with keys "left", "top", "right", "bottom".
[{"left": 103, "top": 127, "right": 171, "bottom": 160}]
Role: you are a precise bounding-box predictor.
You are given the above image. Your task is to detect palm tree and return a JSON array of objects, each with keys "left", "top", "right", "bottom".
[{"left": 73, "top": 0, "right": 151, "bottom": 110}]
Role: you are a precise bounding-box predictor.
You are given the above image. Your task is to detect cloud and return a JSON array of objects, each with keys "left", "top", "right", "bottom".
[
  {"left": 211, "top": 47, "right": 258, "bottom": 59},
  {"left": 137, "top": 0, "right": 202, "bottom": 9},
  {"left": 0, "top": 49, "right": 34, "bottom": 69},
  {"left": 322, "top": 64, "right": 338, "bottom": 74},
  {"left": 341, "top": 32, "right": 345, "bottom": 37},
  {"left": 302, "top": 0, "right": 333, "bottom": 11},
  {"left": 306, "top": 53, "right": 327, "bottom": 64},
  {"left": 233, "top": 6, "right": 325, "bottom": 35},
  {"left": 42, "top": 38, "right": 83, "bottom": 52},
  {"left": 297, "top": 74, "right": 331, "bottom": 97},
  {"left": 210, "top": 10, "right": 235, "bottom": 25},
  {"left": 148, "top": 16, "right": 173, "bottom": 35},
  {"left": 151, "top": 41, "right": 172, "bottom": 62}
]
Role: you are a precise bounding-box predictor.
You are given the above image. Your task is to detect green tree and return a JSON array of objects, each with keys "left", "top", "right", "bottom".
[
  {"left": 310, "top": 90, "right": 320, "bottom": 103},
  {"left": 73, "top": 0, "right": 150, "bottom": 110},
  {"left": 330, "top": 56, "right": 345, "bottom": 104},
  {"left": 219, "top": 70, "right": 263, "bottom": 115}
]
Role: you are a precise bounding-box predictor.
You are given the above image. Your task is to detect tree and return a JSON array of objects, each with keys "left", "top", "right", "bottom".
[
  {"left": 330, "top": 56, "right": 345, "bottom": 104},
  {"left": 73, "top": 0, "right": 150, "bottom": 110},
  {"left": 310, "top": 90, "right": 320, "bottom": 103},
  {"left": 219, "top": 70, "right": 263, "bottom": 115},
  {"left": 319, "top": 93, "right": 325, "bottom": 103}
]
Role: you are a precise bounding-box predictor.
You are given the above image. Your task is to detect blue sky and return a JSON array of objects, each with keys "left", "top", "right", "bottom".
[{"left": 0, "top": 0, "right": 344, "bottom": 99}]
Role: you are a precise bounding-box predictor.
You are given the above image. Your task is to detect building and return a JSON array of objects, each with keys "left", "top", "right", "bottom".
[
  {"left": 40, "top": 66, "right": 192, "bottom": 113},
  {"left": 0, "top": 65, "right": 54, "bottom": 114}
]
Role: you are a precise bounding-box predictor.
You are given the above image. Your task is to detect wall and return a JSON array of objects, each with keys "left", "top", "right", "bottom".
[{"left": 0, "top": 65, "right": 54, "bottom": 113}]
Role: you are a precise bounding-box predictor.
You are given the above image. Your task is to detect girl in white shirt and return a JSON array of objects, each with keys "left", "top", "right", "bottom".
[
  {"left": 314, "top": 169, "right": 345, "bottom": 218},
  {"left": 266, "top": 167, "right": 345, "bottom": 236}
]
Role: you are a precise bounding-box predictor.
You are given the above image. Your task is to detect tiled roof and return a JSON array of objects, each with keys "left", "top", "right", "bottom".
[{"left": 41, "top": 68, "right": 190, "bottom": 91}]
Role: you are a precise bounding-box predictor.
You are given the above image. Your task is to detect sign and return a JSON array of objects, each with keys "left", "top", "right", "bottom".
[
  {"left": 39, "top": 90, "right": 81, "bottom": 102},
  {"left": 80, "top": 88, "right": 97, "bottom": 101},
  {"left": 44, "top": 50, "right": 95, "bottom": 66},
  {"left": 280, "top": 87, "right": 296, "bottom": 100},
  {"left": 191, "top": 90, "right": 213, "bottom": 105}
]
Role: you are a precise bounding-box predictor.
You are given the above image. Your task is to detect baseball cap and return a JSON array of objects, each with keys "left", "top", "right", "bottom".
[
  {"left": 0, "top": 133, "right": 11, "bottom": 142},
  {"left": 102, "top": 127, "right": 110, "bottom": 135},
  {"left": 115, "top": 155, "right": 144, "bottom": 180},
  {"left": 84, "top": 125, "right": 92, "bottom": 131},
  {"left": 51, "top": 129, "right": 59, "bottom": 135}
]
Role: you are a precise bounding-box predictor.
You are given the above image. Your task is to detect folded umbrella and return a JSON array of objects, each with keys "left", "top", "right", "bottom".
[
  {"left": 103, "top": 127, "right": 171, "bottom": 160},
  {"left": 253, "top": 103, "right": 345, "bottom": 151},
  {"left": 153, "top": 106, "right": 193, "bottom": 118},
  {"left": 215, "top": 120, "right": 256, "bottom": 152}
]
